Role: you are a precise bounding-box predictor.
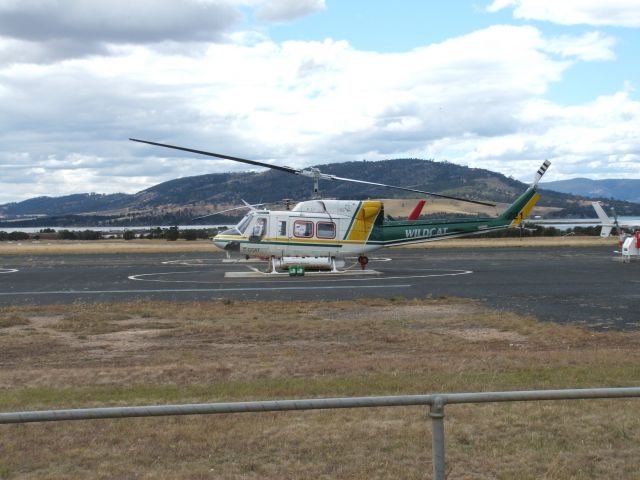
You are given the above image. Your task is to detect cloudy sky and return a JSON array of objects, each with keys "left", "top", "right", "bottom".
[{"left": 0, "top": 0, "right": 639, "bottom": 204}]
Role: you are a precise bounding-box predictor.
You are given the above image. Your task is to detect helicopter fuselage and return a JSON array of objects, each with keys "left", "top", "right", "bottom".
[
  {"left": 212, "top": 184, "right": 541, "bottom": 264},
  {"left": 213, "top": 199, "right": 384, "bottom": 258}
]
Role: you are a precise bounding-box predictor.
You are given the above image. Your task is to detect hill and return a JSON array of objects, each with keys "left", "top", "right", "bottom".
[
  {"left": 0, "top": 192, "right": 132, "bottom": 217},
  {"left": 541, "top": 178, "right": 640, "bottom": 204},
  {"left": 1, "top": 159, "right": 640, "bottom": 227}
]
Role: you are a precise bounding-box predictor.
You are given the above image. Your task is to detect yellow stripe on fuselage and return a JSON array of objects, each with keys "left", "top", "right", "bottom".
[
  {"left": 346, "top": 201, "right": 382, "bottom": 241},
  {"left": 510, "top": 192, "right": 540, "bottom": 226}
]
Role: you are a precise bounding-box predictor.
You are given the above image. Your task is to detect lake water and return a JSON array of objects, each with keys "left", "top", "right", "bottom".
[
  {"left": 537, "top": 217, "right": 640, "bottom": 230},
  {"left": 1, "top": 225, "right": 230, "bottom": 234},
  {"left": 3, "top": 218, "right": 640, "bottom": 234}
]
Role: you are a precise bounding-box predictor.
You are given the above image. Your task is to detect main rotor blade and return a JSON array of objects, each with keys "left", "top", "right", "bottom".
[
  {"left": 129, "top": 138, "right": 299, "bottom": 175},
  {"left": 330, "top": 176, "right": 495, "bottom": 207},
  {"left": 131, "top": 138, "right": 494, "bottom": 207},
  {"left": 192, "top": 203, "right": 267, "bottom": 220}
]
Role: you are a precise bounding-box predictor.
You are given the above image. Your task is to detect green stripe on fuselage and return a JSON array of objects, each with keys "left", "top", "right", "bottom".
[
  {"left": 370, "top": 218, "right": 509, "bottom": 246},
  {"left": 343, "top": 200, "right": 362, "bottom": 240},
  {"left": 372, "top": 186, "right": 539, "bottom": 246},
  {"left": 222, "top": 239, "right": 345, "bottom": 249}
]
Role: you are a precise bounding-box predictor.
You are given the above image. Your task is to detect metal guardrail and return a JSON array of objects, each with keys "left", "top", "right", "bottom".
[{"left": 2, "top": 387, "right": 640, "bottom": 479}]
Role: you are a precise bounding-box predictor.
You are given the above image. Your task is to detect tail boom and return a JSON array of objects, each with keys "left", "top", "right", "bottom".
[{"left": 371, "top": 160, "right": 550, "bottom": 247}]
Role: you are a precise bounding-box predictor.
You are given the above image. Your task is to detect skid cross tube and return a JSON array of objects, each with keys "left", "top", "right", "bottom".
[{"left": 2, "top": 387, "right": 640, "bottom": 479}]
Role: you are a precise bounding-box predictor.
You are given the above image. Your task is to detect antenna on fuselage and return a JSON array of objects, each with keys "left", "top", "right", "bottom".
[{"left": 282, "top": 198, "right": 294, "bottom": 210}]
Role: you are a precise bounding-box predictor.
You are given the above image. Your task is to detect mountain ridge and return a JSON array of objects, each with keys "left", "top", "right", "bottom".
[
  {"left": 541, "top": 178, "right": 640, "bottom": 203},
  {"left": 2, "top": 158, "right": 639, "bottom": 227}
]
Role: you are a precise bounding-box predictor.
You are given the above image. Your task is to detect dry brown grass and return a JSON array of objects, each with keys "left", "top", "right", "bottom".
[
  {"left": 0, "top": 239, "right": 216, "bottom": 255},
  {"left": 1, "top": 298, "right": 639, "bottom": 479},
  {"left": 0, "top": 235, "right": 616, "bottom": 256}
]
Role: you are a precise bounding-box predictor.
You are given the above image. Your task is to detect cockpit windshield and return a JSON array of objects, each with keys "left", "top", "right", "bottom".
[{"left": 236, "top": 214, "right": 252, "bottom": 235}]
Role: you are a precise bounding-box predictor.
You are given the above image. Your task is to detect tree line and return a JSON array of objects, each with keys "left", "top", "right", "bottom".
[{"left": 0, "top": 227, "right": 220, "bottom": 241}]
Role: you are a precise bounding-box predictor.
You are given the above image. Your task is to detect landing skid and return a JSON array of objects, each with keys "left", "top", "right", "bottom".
[
  {"left": 222, "top": 258, "right": 265, "bottom": 264},
  {"left": 224, "top": 267, "right": 382, "bottom": 278},
  {"left": 222, "top": 255, "right": 377, "bottom": 277}
]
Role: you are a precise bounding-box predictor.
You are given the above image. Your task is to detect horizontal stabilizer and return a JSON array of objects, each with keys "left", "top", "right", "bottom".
[{"left": 408, "top": 200, "right": 426, "bottom": 220}]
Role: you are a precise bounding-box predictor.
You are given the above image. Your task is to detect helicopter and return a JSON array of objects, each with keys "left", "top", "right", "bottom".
[
  {"left": 531, "top": 202, "right": 640, "bottom": 239},
  {"left": 591, "top": 202, "right": 640, "bottom": 238},
  {"left": 130, "top": 138, "right": 551, "bottom": 272},
  {"left": 591, "top": 202, "right": 640, "bottom": 261}
]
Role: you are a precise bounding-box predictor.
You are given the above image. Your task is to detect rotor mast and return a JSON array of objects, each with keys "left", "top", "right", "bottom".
[{"left": 300, "top": 168, "right": 323, "bottom": 199}]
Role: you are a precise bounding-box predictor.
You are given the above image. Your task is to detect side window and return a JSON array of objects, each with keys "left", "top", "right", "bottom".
[
  {"left": 294, "top": 220, "right": 313, "bottom": 238},
  {"left": 316, "top": 221, "right": 336, "bottom": 239},
  {"left": 278, "top": 221, "right": 287, "bottom": 236}
]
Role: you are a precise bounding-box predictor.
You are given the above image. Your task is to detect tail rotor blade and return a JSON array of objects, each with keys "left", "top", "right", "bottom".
[{"left": 532, "top": 159, "right": 551, "bottom": 186}]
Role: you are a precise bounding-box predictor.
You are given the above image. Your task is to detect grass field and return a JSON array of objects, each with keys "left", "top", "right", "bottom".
[{"left": 1, "top": 298, "right": 639, "bottom": 479}]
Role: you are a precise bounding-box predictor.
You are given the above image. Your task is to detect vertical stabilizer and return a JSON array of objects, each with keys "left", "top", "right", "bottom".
[
  {"left": 500, "top": 160, "right": 551, "bottom": 226},
  {"left": 592, "top": 202, "right": 611, "bottom": 223},
  {"left": 592, "top": 202, "right": 615, "bottom": 237}
]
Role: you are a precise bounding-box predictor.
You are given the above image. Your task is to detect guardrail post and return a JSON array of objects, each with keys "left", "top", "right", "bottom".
[{"left": 429, "top": 396, "right": 446, "bottom": 480}]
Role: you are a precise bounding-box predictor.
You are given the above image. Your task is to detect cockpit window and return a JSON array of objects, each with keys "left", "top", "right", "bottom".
[{"left": 236, "top": 214, "right": 252, "bottom": 235}]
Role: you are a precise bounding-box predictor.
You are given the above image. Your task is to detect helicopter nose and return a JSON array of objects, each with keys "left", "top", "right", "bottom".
[
  {"left": 213, "top": 237, "right": 227, "bottom": 250},
  {"left": 212, "top": 235, "right": 226, "bottom": 250},
  {"left": 213, "top": 235, "right": 240, "bottom": 251},
  {"left": 223, "top": 241, "right": 240, "bottom": 252}
]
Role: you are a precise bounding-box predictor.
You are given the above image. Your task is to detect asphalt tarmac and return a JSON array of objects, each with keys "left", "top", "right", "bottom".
[{"left": 1, "top": 246, "right": 638, "bottom": 330}]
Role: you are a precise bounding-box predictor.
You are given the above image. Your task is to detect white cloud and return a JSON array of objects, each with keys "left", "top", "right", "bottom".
[
  {"left": 487, "top": 0, "right": 640, "bottom": 28},
  {"left": 427, "top": 91, "right": 640, "bottom": 182},
  {"left": 543, "top": 31, "right": 617, "bottom": 61},
  {"left": 0, "top": 22, "right": 635, "bottom": 203}
]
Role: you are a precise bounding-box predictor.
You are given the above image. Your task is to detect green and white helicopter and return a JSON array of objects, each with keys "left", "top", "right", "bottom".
[{"left": 131, "top": 138, "right": 550, "bottom": 272}]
